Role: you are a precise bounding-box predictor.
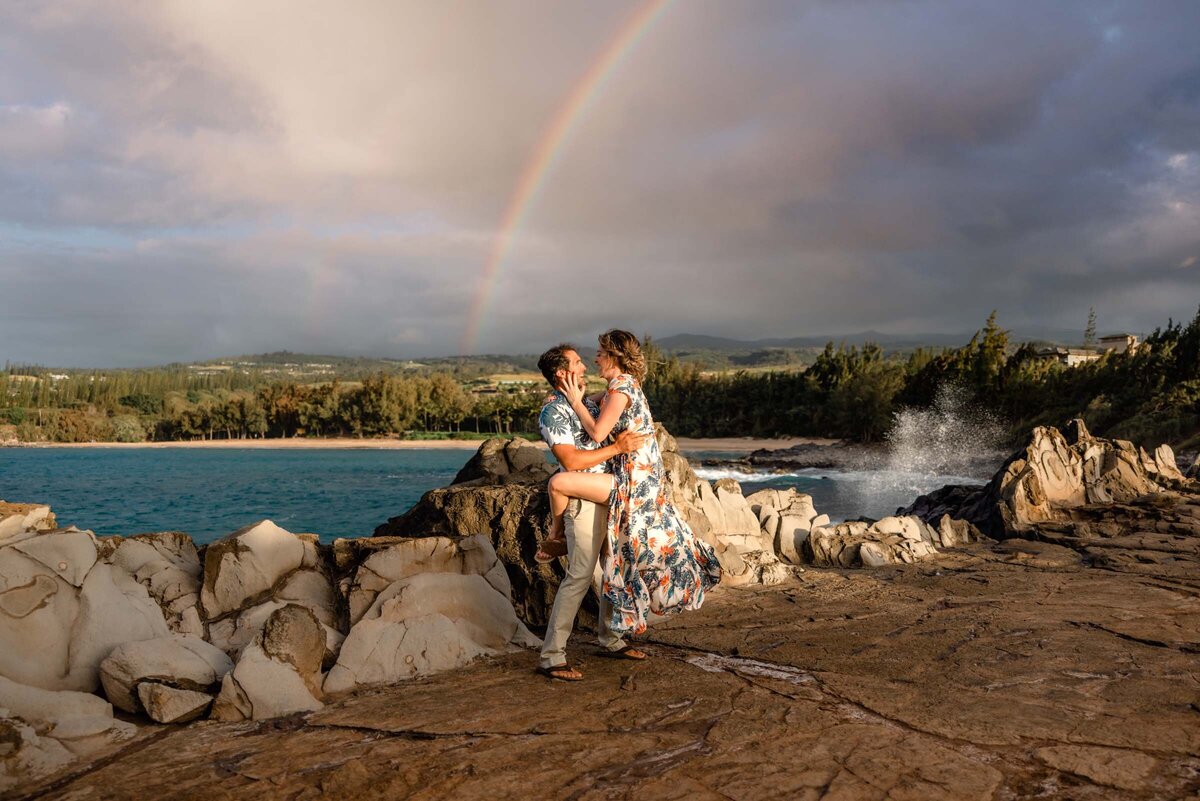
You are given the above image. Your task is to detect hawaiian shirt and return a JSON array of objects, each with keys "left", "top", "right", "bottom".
[{"left": 538, "top": 391, "right": 610, "bottom": 474}]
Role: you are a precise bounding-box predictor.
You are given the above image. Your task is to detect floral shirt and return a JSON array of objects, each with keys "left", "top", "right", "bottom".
[{"left": 538, "top": 391, "right": 609, "bottom": 474}]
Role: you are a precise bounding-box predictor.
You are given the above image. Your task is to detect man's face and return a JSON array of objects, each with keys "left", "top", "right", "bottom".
[{"left": 558, "top": 350, "right": 587, "bottom": 386}]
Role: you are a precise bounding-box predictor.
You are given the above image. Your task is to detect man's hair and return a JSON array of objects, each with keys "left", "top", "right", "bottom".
[{"left": 537, "top": 343, "right": 577, "bottom": 387}]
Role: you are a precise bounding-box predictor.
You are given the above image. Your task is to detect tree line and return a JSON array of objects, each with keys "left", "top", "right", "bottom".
[
  {"left": 642, "top": 308, "right": 1200, "bottom": 450},
  {"left": 1, "top": 372, "right": 545, "bottom": 443},
  {"left": 5, "top": 307, "right": 1198, "bottom": 449}
]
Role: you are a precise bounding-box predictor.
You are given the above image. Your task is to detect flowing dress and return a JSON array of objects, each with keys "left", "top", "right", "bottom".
[{"left": 600, "top": 373, "right": 722, "bottom": 635}]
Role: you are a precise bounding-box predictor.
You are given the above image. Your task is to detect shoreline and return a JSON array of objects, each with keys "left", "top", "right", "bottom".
[{"left": 3, "top": 436, "right": 835, "bottom": 453}]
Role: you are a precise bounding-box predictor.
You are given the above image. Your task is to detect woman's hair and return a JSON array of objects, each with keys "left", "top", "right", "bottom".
[{"left": 598, "top": 329, "right": 646, "bottom": 383}]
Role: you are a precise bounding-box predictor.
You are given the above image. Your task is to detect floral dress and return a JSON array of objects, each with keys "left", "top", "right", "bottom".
[{"left": 600, "top": 373, "right": 722, "bottom": 635}]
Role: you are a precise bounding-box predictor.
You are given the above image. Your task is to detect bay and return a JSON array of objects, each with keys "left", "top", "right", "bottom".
[
  {"left": 0, "top": 447, "right": 475, "bottom": 545},
  {"left": 0, "top": 447, "right": 980, "bottom": 547}
]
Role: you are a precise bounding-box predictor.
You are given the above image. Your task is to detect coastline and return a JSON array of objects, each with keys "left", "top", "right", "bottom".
[{"left": 4, "top": 436, "right": 834, "bottom": 453}]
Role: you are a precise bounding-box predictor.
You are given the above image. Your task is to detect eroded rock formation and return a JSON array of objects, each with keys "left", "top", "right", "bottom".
[
  {"left": 3, "top": 425, "right": 1198, "bottom": 798},
  {"left": 324, "top": 534, "right": 538, "bottom": 695},
  {"left": 200, "top": 520, "right": 342, "bottom": 662}
]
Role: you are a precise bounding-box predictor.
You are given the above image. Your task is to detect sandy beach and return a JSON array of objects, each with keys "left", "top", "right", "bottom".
[{"left": 6, "top": 436, "right": 834, "bottom": 453}]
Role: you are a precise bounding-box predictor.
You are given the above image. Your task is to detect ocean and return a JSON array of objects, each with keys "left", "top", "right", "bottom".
[{"left": 0, "top": 447, "right": 980, "bottom": 545}]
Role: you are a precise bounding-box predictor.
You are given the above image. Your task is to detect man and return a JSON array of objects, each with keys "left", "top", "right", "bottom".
[{"left": 534, "top": 343, "right": 648, "bottom": 681}]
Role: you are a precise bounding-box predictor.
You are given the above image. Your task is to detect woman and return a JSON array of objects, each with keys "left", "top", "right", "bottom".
[{"left": 540, "top": 329, "right": 722, "bottom": 636}]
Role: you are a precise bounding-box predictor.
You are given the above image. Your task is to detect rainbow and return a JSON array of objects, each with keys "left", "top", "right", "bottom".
[{"left": 460, "top": 0, "right": 675, "bottom": 354}]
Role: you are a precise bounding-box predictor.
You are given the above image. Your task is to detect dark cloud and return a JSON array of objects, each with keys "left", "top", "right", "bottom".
[{"left": 1, "top": 0, "right": 1198, "bottom": 365}]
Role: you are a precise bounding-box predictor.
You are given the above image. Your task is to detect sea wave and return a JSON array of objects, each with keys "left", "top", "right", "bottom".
[
  {"left": 693, "top": 465, "right": 985, "bottom": 488},
  {"left": 692, "top": 467, "right": 803, "bottom": 482}
]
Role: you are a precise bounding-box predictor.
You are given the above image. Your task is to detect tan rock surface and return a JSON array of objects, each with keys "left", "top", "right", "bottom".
[
  {"left": 99, "top": 635, "right": 232, "bottom": 714},
  {"left": 0, "top": 502, "right": 56, "bottom": 545},
  {"left": 12, "top": 534, "right": 1200, "bottom": 800},
  {"left": 200, "top": 522, "right": 340, "bottom": 661},
  {"left": 0, "top": 529, "right": 169, "bottom": 693},
  {"left": 134, "top": 683, "right": 212, "bottom": 724},
  {"left": 106, "top": 532, "right": 202, "bottom": 636}
]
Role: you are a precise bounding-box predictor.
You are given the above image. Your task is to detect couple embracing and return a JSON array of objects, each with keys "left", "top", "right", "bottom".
[{"left": 533, "top": 329, "right": 722, "bottom": 681}]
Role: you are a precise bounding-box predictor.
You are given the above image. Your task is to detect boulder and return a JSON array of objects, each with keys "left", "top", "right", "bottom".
[
  {"left": 99, "top": 635, "right": 232, "bottom": 716},
  {"left": 260, "top": 604, "right": 326, "bottom": 697},
  {"left": 324, "top": 536, "right": 539, "bottom": 696},
  {"left": 0, "top": 528, "right": 169, "bottom": 692},
  {"left": 748, "top": 488, "right": 822, "bottom": 566},
  {"left": 712, "top": 479, "right": 761, "bottom": 539},
  {"left": 211, "top": 605, "right": 326, "bottom": 722},
  {"left": 808, "top": 516, "right": 940, "bottom": 568},
  {"left": 935, "top": 515, "right": 984, "bottom": 548},
  {"left": 0, "top": 675, "right": 135, "bottom": 759},
  {"left": 1149, "top": 444, "right": 1186, "bottom": 483},
  {"left": 374, "top": 483, "right": 554, "bottom": 626},
  {"left": 379, "top": 428, "right": 791, "bottom": 613},
  {"left": 201, "top": 520, "right": 306, "bottom": 618},
  {"left": 135, "top": 683, "right": 212, "bottom": 724},
  {"left": 106, "top": 532, "right": 203, "bottom": 637},
  {"left": 200, "top": 521, "right": 340, "bottom": 661},
  {"left": 67, "top": 562, "right": 171, "bottom": 689},
  {"left": 451, "top": 437, "right": 555, "bottom": 486},
  {"left": 0, "top": 502, "right": 56, "bottom": 545},
  {"left": 900, "top": 421, "right": 1178, "bottom": 538},
  {"left": 335, "top": 534, "right": 510, "bottom": 628}
]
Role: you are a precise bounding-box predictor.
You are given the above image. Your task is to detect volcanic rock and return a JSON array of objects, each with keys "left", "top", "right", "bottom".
[
  {"left": 323, "top": 536, "right": 539, "bottom": 695},
  {"left": 451, "top": 436, "right": 556, "bottom": 486},
  {"left": 211, "top": 605, "right": 326, "bottom": 722},
  {"left": 106, "top": 532, "right": 203, "bottom": 637},
  {"left": 807, "top": 516, "right": 942, "bottom": 568},
  {"left": 374, "top": 482, "right": 554, "bottom": 625},
  {"left": 0, "top": 673, "right": 135, "bottom": 784},
  {"left": 200, "top": 521, "right": 341, "bottom": 661},
  {"left": 899, "top": 420, "right": 1191, "bottom": 538},
  {"left": 99, "top": 635, "right": 232, "bottom": 717},
  {"left": 0, "top": 502, "right": 56, "bottom": 545},
  {"left": 746, "top": 488, "right": 828, "bottom": 566},
  {"left": 0, "top": 526, "right": 169, "bottom": 693},
  {"left": 135, "top": 683, "right": 212, "bottom": 725}
]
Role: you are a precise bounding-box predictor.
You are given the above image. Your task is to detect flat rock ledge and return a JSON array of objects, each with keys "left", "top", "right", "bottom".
[
  {"left": 4, "top": 425, "right": 1199, "bottom": 798},
  {"left": 9, "top": 541, "right": 1200, "bottom": 801}
]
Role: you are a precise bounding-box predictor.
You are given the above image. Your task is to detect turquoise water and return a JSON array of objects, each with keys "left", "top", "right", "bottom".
[
  {"left": 0, "top": 448, "right": 476, "bottom": 545},
  {"left": 0, "top": 447, "right": 978, "bottom": 546}
]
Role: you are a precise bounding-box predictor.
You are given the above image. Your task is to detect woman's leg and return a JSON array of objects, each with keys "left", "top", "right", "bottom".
[{"left": 547, "top": 472, "right": 614, "bottom": 539}]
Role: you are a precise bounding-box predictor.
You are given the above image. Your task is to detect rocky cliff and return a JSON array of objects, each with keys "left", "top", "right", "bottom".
[{"left": 3, "top": 425, "right": 1199, "bottom": 799}]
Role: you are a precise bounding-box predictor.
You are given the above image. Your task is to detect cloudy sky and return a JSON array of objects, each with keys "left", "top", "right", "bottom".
[{"left": 2, "top": 0, "right": 1198, "bottom": 366}]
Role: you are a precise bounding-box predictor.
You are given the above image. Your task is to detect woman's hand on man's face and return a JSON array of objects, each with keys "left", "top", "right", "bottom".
[{"left": 558, "top": 374, "right": 585, "bottom": 405}]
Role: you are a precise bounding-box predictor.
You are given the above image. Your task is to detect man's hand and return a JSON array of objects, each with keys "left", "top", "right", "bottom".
[{"left": 615, "top": 429, "right": 647, "bottom": 454}]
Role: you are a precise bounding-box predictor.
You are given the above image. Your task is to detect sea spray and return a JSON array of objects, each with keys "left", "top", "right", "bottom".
[
  {"left": 884, "top": 382, "right": 1006, "bottom": 480},
  {"left": 844, "top": 383, "right": 1006, "bottom": 516}
]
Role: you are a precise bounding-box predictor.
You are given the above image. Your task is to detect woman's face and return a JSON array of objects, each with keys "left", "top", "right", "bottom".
[{"left": 595, "top": 342, "right": 619, "bottom": 379}]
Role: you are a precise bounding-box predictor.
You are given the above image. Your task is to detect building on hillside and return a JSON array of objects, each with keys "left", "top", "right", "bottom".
[
  {"left": 1036, "top": 347, "right": 1102, "bottom": 367},
  {"left": 1098, "top": 333, "right": 1139, "bottom": 354}
]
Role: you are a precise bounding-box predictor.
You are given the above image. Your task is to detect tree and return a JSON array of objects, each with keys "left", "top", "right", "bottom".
[{"left": 1084, "top": 306, "right": 1097, "bottom": 349}]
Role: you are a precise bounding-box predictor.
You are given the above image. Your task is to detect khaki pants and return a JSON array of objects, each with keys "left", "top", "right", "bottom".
[{"left": 539, "top": 498, "right": 627, "bottom": 668}]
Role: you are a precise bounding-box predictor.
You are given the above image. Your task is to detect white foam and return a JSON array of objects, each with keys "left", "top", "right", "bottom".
[{"left": 693, "top": 467, "right": 802, "bottom": 482}]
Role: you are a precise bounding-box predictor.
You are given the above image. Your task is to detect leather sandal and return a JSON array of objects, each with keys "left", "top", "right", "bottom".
[
  {"left": 537, "top": 663, "right": 583, "bottom": 681},
  {"left": 599, "top": 645, "right": 648, "bottom": 660},
  {"left": 535, "top": 536, "right": 568, "bottom": 564}
]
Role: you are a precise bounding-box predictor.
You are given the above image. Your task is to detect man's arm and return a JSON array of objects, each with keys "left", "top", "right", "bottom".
[{"left": 551, "top": 429, "right": 646, "bottom": 472}]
